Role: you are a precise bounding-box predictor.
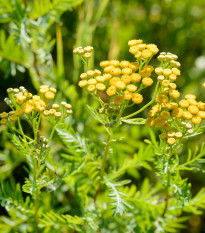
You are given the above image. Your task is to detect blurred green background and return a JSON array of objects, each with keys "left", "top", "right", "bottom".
[{"left": 0, "top": 0, "right": 205, "bottom": 232}]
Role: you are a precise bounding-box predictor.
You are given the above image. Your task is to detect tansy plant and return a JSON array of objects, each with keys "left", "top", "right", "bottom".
[{"left": 1, "top": 39, "right": 205, "bottom": 233}]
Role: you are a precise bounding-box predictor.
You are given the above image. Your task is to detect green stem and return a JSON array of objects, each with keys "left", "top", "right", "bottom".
[{"left": 56, "top": 23, "right": 64, "bottom": 78}]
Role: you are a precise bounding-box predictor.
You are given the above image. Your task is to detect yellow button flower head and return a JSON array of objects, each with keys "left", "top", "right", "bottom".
[
  {"left": 84, "top": 53, "right": 91, "bottom": 59},
  {"left": 96, "top": 76, "right": 105, "bottom": 83},
  {"left": 43, "top": 110, "right": 50, "bottom": 116},
  {"left": 179, "top": 99, "right": 189, "bottom": 108},
  {"left": 120, "top": 60, "right": 130, "bottom": 68},
  {"left": 187, "top": 99, "right": 197, "bottom": 105},
  {"left": 54, "top": 112, "right": 62, "bottom": 118},
  {"left": 148, "top": 110, "right": 157, "bottom": 117},
  {"left": 162, "top": 80, "right": 170, "bottom": 87},
  {"left": 185, "top": 94, "right": 196, "bottom": 100},
  {"left": 145, "top": 117, "right": 155, "bottom": 126},
  {"left": 146, "top": 44, "right": 159, "bottom": 54},
  {"left": 15, "top": 109, "right": 24, "bottom": 116},
  {"left": 129, "top": 46, "right": 139, "bottom": 55},
  {"left": 172, "top": 68, "right": 181, "bottom": 76},
  {"left": 155, "top": 67, "right": 163, "bottom": 75},
  {"left": 50, "top": 87, "right": 57, "bottom": 93},
  {"left": 132, "top": 93, "right": 143, "bottom": 104},
  {"left": 104, "top": 66, "right": 115, "bottom": 73},
  {"left": 167, "top": 137, "right": 176, "bottom": 145},
  {"left": 121, "top": 75, "right": 131, "bottom": 84},
  {"left": 16, "top": 95, "right": 26, "bottom": 105},
  {"left": 128, "top": 39, "right": 143, "bottom": 46},
  {"left": 159, "top": 133, "right": 167, "bottom": 140},
  {"left": 175, "top": 132, "right": 183, "bottom": 138},
  {"left": 111, "top": 67, "right": 121, "bottom": 76},
  {"left": 183, "top": 111, "right": 192, "bottom": 120},
  {"left": 1, "top": 112, "right": 8, "bottom": 118},
  {"left": 154, "top": 117, "right": 166, "bottom": 127},
  {"left": 49, "top": 109, "right": 56, "bottom": 115},
  {"left": 141, "top": 49, "right": 152, "bottom": 59},
  {"left": 87, "top": 85, "right": 95, "bottom": 92},
  {"left": 100, "top": 60, "right": 110, "bottom": 68},
  {"left": 163, "top": 123, "right": 171, "bottom": 130},
  {"left": 110, "top": 60, "right": 120, "bottom": 67},
  {"left": 9, "top": 114, "right": 18, "bottom": 122},
  {"left": 131, "top": 73, "right": 141, "bottom": 82},
  {"left": 45, "top": 92, "right": 55, "bottom": 100},
  {"left": 167, "top": 131, "right": 175, "bottom": 137},
  {"left": 114, "top": 96, "right": 124, "bottom": 105},
  {"left": 95, "top": 70, "right": 102, "bottom": 76},
  {"left": 170, "top": 83, "right": 177, "bottom": 89},
  {"left": 80, "top": 73, "right": 87, "bottom": 79},
  {"left": 122, "top": 68, "right": 132, "bottom": 75},
  {"left": 169, "top": 74, "right": 177, "bottom": 81},
  {"left": 198, "top": 111, "right": 205, "bottom": 118},
  {"left": 192, "top": 115, "right": 202, "bottom": 124},
  {"left": 135, "top": 51, "right": 142, "bottom": 59},
  {"left": 79, "top": 80, "right": 88, "bottom": 88},
  {"left": 123, "top": 90, "right": 132, "bottom": 100},
  {"left": 52, "top": 104, "right": 59, "bottom": 109},
  {"left": 129, "top": 62, "right": 139, "bottom": 71},
  {"left": 103, "top": 73, "right": 112, "bottom": 81},
  {"left": 109, "top": 77, "right": 121, "bottom": 86},
  {"left": 169, "top": 90, "right": 180, "bottom": 99},
  {"left": 96, "top": 83, "right": 106, "bottom": 91},
  {"left": 127, "top": 84, "right": 137, "bottom": 92},
  {"left": 0, "top": 118, "right": 7, "bottom": 125},
  {"left": 116, "top": 81, "right": 126, "bottom": 90},
  {"left": 198, "top": 102, "right": 205, "bottom": 110},
  {"left": 88, "top": 79, "right": 97, "bottom": 85},
  {"left": 172, "top": 108, "right": 183, "bottom": 118},
  {"left": 161, "top": 111, "right": 170, "bottom": 119},
  {"left": 87, "top": 70, "right": 95, "bottom": 77},
  {"left": 142, "top": 77, "right": 153, "bottom": 86},
  {"left": 188, "top": 105, "right": 199, "bottom": 114},
  {"left": 22, "top": 104, "right": 33, "bottom": 114},
  {"left": 156, "top": 95, "right": 168, "bottom": 104},
  {"left": 106, "top": 86, "right": 117, "bottom": 96},
  {"left": 138, "top": 44, "right": 146, "bottom": 50}
]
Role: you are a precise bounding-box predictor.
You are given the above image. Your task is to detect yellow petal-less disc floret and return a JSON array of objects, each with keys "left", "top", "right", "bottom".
[
  {"left": 96, "top": 76, "right": 105, "bottom": 83},
  {"left": 50, "top": 87, "right": 57, "bottom": 93},
  {"left": 100, "top": 60, "right": 110, "bottom": 68},
  {"left": 111, "top": 68, "right": 121, "bottom": 76},
  {"left": 172, "top": 68, "right": 181, "bottom": 76},
  {"left": 127, "top": 84, "right": 137, "bottom": 92},
  {"left": 129, "top": 46, "right": 139, "bottom": 54},
  {"left": 121, "top": 75, "right": 131, "bottom": 84},
  {"left": 154, "top": 117, "right": 166, "bottom": 127},
  {"left": 45, "top": 92, "right": 55, "bottom": 100},
  {"left": 123, "top": 90, "right": 132, "bottom": 100},
  {"left": 129, "top": 62, "right": 139, "bottom": 71},
  {"left": 80, "top": 73, "right": 87, "bottom": 79},
  {"left": 183, "top": 111, "right": 193, "bottom": 120},
  {"left": 120, "top": 60, "right": 130, "bottom": 68},
  {"left": 0, "top": 118, "right": 7, "bottom": 125},
  {"left": 106, "top": 86, "right": 117, "bottom": 96},
  {"left": 130, "top": 73, "right": 141, "bottom": 82},
  {"left": 54, "top": 112, "right": 62, "bottom": 118},
  {"left": 9, "top": 115, "right": 18, "bottom": 122},
  {"left": 146, "top": 44, "right": 159, "bottom": 54},
  {"left": 96, "top": 83, "right": 106, "bottom": 91},
  {"left": 172, "top": 108, "right": 183, "bottom": 118},
  {"left": 188, "top": 105, "right": 199, "bottom": 114},
  {"left": 163, "top": 69, "right": 172, "bottom": 76},
  {"left": 155, "top": 67, "right": 163, "bottom": 75},
  {"left": 116, "top": 81, "right": 126, "bottom": 90},
  {"left": 141, "top": 49, "right": 152, "bottom": 59},
  {"left": 79, "top": 80, "right": 88, "bottom": 88},
  {"left": 169, "top": 90, "right": 180, "bottom": 99},
  {"left": 167, "top": 137, "right": 176, "bottom": 145},
  {"left": 88, "top": 79, "right": 97, "bottom": 85},
  {"left": 132, "top": 93, "right": 143, "bottom": 104},
  {"left": 192, "top": 115, "right": 202, "bottom": 124},
  {"left": 142, "top": 77, "right": 153, "bottom": 86},
  {"left": 87, "top": 85, "right": 96, "bottom": 92},
  {"left": 156, "top": 95, "right": 168, "bottom": 104}
]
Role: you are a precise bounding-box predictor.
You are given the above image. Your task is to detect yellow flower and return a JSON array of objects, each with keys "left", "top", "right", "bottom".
[
  {"left": 52, "top": 104, "right": 59, "bottom": 109},
  {"left": 167, "top": 102, "right": 178, "bottom": 110},
  {"left": 203, "top": 82, "right": 205, "bottom": 88},
  {"left": 159, "top": 133, "right": 167, "bottom": 140},
  {"left": 121, "top": 75, "right": 131, "bottom": 84},
  {"left": 40, "top": 87, "right": 49, "bottom": 94},
  {"left": 45, "top": 92, "right": 55, "bottom": 100},
  {"left": 188, "top": 105, "right": 199, "bottom": 114},
  {"left": 54, "top": 112, "right": 62, "bottom": 118},
  {"left": 163, "top": 123, "right": 171, "bottom": 130},
  {"left": 172, "top": 68, "right": 181, "bottom": 76},
  {"left": 148, "top": 110, "right": 157, "bottom": 117},
  {"left": 104, "top": 66, "right": 115, "bottom": 73},
  {"left": 43, "top": 110, "right": 50, "bottom": 116},
  {"left": 9, "top": 115, "right": 18, "bottom": 122},
  {"left": 183, "top": 111, "right": 192, "bottom": 120},
  {"left": 96, "top": 76, "right": 105, "bottom": 83},
  {"left": 22, "top": 104, "right": 33, "bottom": 114},
  {"left": 198, "top": 102, "right": 205, "bottom": 110},
  {"left": 111, "top": 67, "right": 121, "bottom": 76},
  {"left": 169, "top": 90, "right": 180, "bottom": 99},
  {"left": 94, "top": 69, "right": 101, "bottom": 75},
  {"left": 106, "top": 86, "right": 117, "bottom": 96},
  {"left": 156, "top": 94, "right": 168, "bottom": 104},
  {"left": 179, "top": 99, "right": 189, "bottom": 108},
  {"left": 170, "top": 83, "right": 177, "bottom": 89},
  {"left": 0, "top": 112, "right": 8, "bottom": 118},
  {"left": 116, "top": 81, "right": 126, "bottom": 90},
  {"left": 114, "top": 96, "right": 124, "bottom": 105},
  {"left": 146, "top": 44, "right": 159, "bottom": 54},
  {"left": 154, "top": 117, "right": 166, "bottom": 127},
  {"left": 87, "top": 85, "right": 96, "bottom": 92},
  {"left": 161, "top": 111, "right": 170, "bottom": 119},
  {"left": 134, "top": 51, "right": 142, "bottom": 59},
  {"left": 129, "top": 46, "right": 139, "bottom": 54},
  {"left": 169, "top": 74, "right": 177, "bottom": 81},
  {"left": 128, "top": 39, "right": 143, "bottom": 46},
  {"left": 167, "top": 131, "right": 175, "bottom": 137},
  {"left": 0, "top": 118, "right": 7, "bottom": 125},
  {"left": 162, "top": 80, "right": 170, "bottom": 87},
  {"left": 88, "top": 79, "right": 97, "bottom": 85},
  {"left": 100, "top": 60, "right": 110, "bottom": 67},
  {"left": 110, "top": 60, "right": 120, "bottom": 67},
  {"left": 167, "top": 137, "right": 176, "bottom": 145},
  {"left": 122, "top": 68, "right": 132, "bottom": 75},
  {"left": 15, "top": 109, "right": 24, "bottom": 116},
  {"left": 16, "top": 95, "right": 26, "bottom": 105},
  {"left": 87, "top": 70, "right": 95, "bottom": 77},
  {"left": 131, "top": 73, "right": 141, "bottom": 82},
  {"left": 138, "top": 44, "right": 146, "bottom": 50},
  {"left": 129, "top": 62, "right": 139, "bottom": 71},
  {"left": 145, "top": 117, "right": 155, "bottom": 126},
  {"left": 84, "top": 53, "right": 91, "bottom": 59},
  {"left": 192, "top": 115, "right": 202, "bottom": 124},
  {"left": 141, "top": 49, "right": 152, "bottom": 59},
  {"left": 155, "top": 67, "right": 163, "bottom": 75},
  {"left": 127, "top": 84, "right": 137, "bottom": 92},
  {"left": 163, "top": 69, "right": 172, "bottom": 76},
  {"left": 187, "top": 99, "right": 197, "bottom": 105},
  {"left": 49, "top": 109, "right": 56, "bottom": 115},
  {"left": 172, "top": 108, "right": 183, "bottom": 118},
  {"left": 109, "top": 77, "right": 121, "bottom": 86},
  {"left": 132, "top": 93, "right": 143, "bottom": 104},
  {"left": 96, "top": 83, "right": 106, "bottom": 91},
  {"left": 185, "top": 94, "right": 196, "bottom": 100},
  {"left": 78, "top": 80, "right": 88, "bottom": 87},
  {"left": 198, "top": 111, "right": 205, "bottom": 118},
  {"left": 120, "top": 60, "right": 130, "bottom": 68},
  {"left": 175, "top": 132, "right": 183, "bottom": 138},
  {"left": 103, "top": 74, "right": 112, "bottom": 81},
  {"left": 50, "top": 87, "right": 57, "bottom": 93},
  {"left": 123, "top": 90, "right": 132, "bottom": 100},
  {"left": 142, "top": 77, "right": 153, "bottom": 86},
  {"left": 80, "top": 73, "right": 87, "bottom": 79}
]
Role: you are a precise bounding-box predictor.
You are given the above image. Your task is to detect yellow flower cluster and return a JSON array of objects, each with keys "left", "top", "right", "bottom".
[
  {"left": 78, "top": 39, "right": 159, "bottom": 108},
  {"left": 0, "top": 86, "right": 72, "bottom": 125},
  {"left": 128, "top": 39, "right": 159, "bottom": 59},
  {"left": 73, "top": 46, "right": 93, "bottom": 59}
]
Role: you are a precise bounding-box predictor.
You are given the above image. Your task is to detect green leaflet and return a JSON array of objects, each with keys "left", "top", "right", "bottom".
[{"left": 121, "top": 118, "right": 146, "bottom": 125}]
